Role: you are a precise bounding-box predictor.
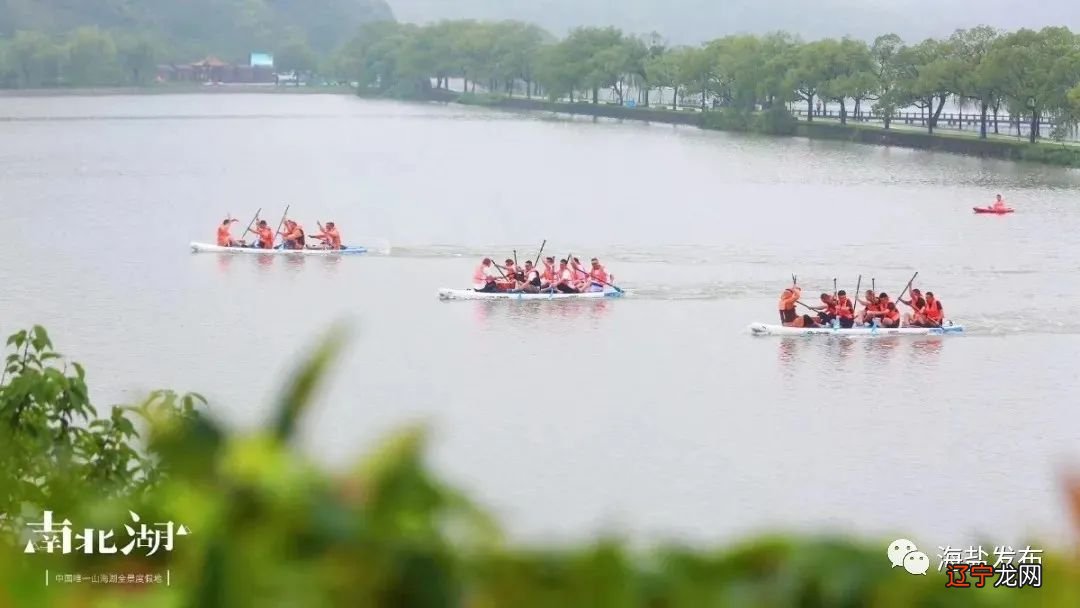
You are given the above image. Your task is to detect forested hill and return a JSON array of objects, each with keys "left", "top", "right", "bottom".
[{"left": 0, "top": 0, "right": 395, "bottom": 57}]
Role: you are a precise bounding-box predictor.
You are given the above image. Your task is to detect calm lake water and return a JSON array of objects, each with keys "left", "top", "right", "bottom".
[{"left": 2, "top": 93, "right": 1080, "bottom": 550}]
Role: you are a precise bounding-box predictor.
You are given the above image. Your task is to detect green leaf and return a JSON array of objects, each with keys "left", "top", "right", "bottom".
[{"left": 272, "top": 322, "right": 349, "bottom": 442}]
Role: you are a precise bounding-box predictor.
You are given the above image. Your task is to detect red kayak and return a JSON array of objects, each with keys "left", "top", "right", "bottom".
[{"left": 973, "top": 206, "right": 1014, "bottom": 214}]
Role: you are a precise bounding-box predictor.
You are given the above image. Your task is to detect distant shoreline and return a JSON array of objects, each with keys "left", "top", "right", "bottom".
[
  {"left": 0, "top": 85, "right": 354, "bottom": 98},
  {"left": 449, "top": 94, "right": 1080, "bottom": 169}
]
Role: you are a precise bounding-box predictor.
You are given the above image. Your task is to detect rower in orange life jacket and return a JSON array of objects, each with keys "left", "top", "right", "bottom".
[
  {"left": 279, "top": 220, "right": 305, "bottom": 250},
  {"left": 863, "top": 292, "right": 894, "bottom": 326},
  {"left": 856, "top": 289, "right": 878, "bottom": 325},
  {"left": 585, "top": 258, "right": 611, "bottom": 292},
  {"left": 216, "top": 218, "right": 239, "bottom": 246},
  {"left": 778, "top": 286, "right": 816, "bottom": 327},
  {"left": 812, "top": 293, "right": 837, "bottom": 325},
  {"left": 571, "top": 257, "right": 589, "bottom": 291},
  {"left": 512, "top": 260, "right": 542, "bottom": 293},
  {"left": 472, "top": 258, "right": 498, "bottom": 292},
  {"left": 835, "top": 290, "right": 855, "bottom": 328},
  {"left": 497, "top": 259, "right": 517, "bottom": 291},
  {"left": 900, "top": 288, "right": 927, "bottom": 327},
  {"left": 555, "top": 259, "right": 579, "bottom": 293},
  {"left": 880, "top": 299, "right": 901, "bottom": 328},
  {"left": 540, "top": 257, "right": 558, "bottom": 291},
  {"left": 312, "top": 221, "right": 342, "bottom": 250},
  {"left": 992, "top": 194, "right": 1007, "bottom": 211},
  {"left": 252, "top": 220, "right": 275, "bottom": 249},
  {"left": 920, "top": 291, "right": 944, "bottom": 326}
]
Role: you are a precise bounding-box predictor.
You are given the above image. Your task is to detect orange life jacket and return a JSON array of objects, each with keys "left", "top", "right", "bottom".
[{"left": 924, "top": 299, "right": 943, "bottom": 322}]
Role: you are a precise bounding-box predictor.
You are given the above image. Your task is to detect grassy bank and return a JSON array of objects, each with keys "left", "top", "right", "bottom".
[{"left": 455, "top": 93, "right": 1080, "bottom": 168}]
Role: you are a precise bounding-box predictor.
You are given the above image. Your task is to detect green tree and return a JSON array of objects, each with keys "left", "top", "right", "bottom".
[
  {"left": 817, "top": 37, "right": 875, "bottom": 124},
  {"left": 787, "top": 39, "right": 835, "bottom": 121},
  {"left": 117, "top": 33, "right": 160, "bottom": 85},
  {"left": 894, "top": 38, "right": 961, "bottom": 135},
  {"left": 64, "top": 26, "right": 120, "bottom": 86},
  {"left": 870, "top": 33, "right": 904, "bottom": 128},
  {"left": 8, "top": 30, "right": 62, "bottom": 88},
  {"left": 983, "top": 27, "right": 1080, "bottom": 143},
  {"left": 951, "top": 26, "right": 1001, "bottom": 138}
]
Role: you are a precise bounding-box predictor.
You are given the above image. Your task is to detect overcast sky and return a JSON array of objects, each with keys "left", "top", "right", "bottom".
[{"left": 388, "top": 0, "right": 1079, "bottom": 44}]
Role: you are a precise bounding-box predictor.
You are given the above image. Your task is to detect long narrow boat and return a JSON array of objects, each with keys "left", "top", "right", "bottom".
[
  {"left": 438, "top": 288, "right": 623, "bottom": 301},
  {"left": 748, "top": 322, "right": 964, "bottom": 336},
  {"left": 190, "top": 242, "right": 368, "bottom": 255}
]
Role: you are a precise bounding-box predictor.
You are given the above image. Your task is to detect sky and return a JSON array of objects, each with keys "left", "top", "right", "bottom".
[{"left": 387, "top": 0, "right": 1080, "bottom": 44}]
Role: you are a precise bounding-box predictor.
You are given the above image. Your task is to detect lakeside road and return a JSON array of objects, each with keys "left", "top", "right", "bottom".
[{"left": 449, "top": 94, "right": 1080, "bottom": 167}]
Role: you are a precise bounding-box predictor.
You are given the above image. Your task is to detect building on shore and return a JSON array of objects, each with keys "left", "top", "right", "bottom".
[{"left": 156, "top": 53, "right": 277, "bottom": 84}]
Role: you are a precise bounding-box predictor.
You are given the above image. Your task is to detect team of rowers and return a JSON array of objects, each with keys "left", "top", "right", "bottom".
[
  {"left": 472, "top": 256, "right": 614, "bottom": 293},
  {"left": 216, "top": 215, "right": 343, "bottom": 250},
  {"left": 779, "top": 285, "right": 944, "bottom": 328}
]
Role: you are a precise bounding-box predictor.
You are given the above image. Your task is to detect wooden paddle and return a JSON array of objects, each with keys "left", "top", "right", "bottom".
[
  {"left": 273, "top": 205, "right": 291, "bottom": 249},
  {"left": 850, "top": 274, "right": 861, "bottom": 321},
  {"left": 241, "top": 207, "right": 262, "bottom": 246},
  {"left": 532, "top": 240, "right": 547, "bottom": 267},
  {"left": 896, "top": 271, "right": 918, "bottom": 303}
]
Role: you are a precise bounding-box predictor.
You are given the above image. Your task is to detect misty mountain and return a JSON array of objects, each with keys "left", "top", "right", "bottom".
[{"left": 388, "top": 0, "right": 1080, "bottom": 44}]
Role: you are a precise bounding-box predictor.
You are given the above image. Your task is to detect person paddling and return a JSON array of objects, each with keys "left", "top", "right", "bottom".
[
  {"left": 585, "top": 258, "right": 611, "bottom": 293},
  {"left": 992, "top": 194, "right": 1008, "bottom": 211},
  {"left": 900, "top": 288, "right": 927, "bottom": 327},
  {"left": 512, "top": 260, "right": 542, "bottom": 293},
  {"left": 216, "top": 218, "right": 240, "bottom": 247},
  {"left": 279, "top": 220, "right": 305, "bottom": 250},
  {"left": 778, "top": 286, "right": 816, "bottom": 327},
  {"left": 556, "top": 259, "right": 580, "bottom": 293},
  {"left": 312, "top": 221, "right": 342, "bottom": 250},
  {"left": 810, "top": 293, "right": 837, "bottom": 326},
  {"left": 835, "top": 290, "right": 855, "bottom": 328},
  {"left": 497, "top": 259, "right": 518, "bottom": 291},
  {"left": 252, "top": 220, "right": 275, "bottom": 249},
  {"left": 571, "top": 257, "right": 589, "bottom": 291},
  {"left": 540, "top": 256, "right": 558, "bottom": 292},
  {"left": 472, "top": 258, "right": 499, "bottom": 293},
  {"left": 912, "top": 291, "right": 945, "bottom": 327},
  {"left": 856, "top": 289, "right": 878, "bottom": 325}
]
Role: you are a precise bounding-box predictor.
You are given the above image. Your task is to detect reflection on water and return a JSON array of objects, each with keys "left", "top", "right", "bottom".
[
  {"left": 776, "top": 335, "right": 947, "bottom": 369},
  {"left": 471, "top": 299, "right": 613, "bottom": 329}
]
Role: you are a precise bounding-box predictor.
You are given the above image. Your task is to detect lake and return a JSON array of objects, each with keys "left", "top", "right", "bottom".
[{"left": 2, "top": 92, "right": 1079, "bottom": 550}]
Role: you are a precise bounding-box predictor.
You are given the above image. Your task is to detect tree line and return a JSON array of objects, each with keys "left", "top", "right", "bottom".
[
  {"left": 336, "top": 20, "right": 1080, "bottom": 144},
  {"left": 0, "top": 27, "right": 330, "bottom": 89}
]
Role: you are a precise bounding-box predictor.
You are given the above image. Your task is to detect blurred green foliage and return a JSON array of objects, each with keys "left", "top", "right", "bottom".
[{"left": 2, "top": 325, "right": 1079, "bottom": 607}]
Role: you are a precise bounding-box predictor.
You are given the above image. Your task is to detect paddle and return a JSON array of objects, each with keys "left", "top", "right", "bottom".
[
  {"left": 241, "top": 207, "right": 262, "bottom": 246},
  {"left": 513, "top": 249, "right": 518, "bottom": 267},
  {"left": 532, "top": 240, "right": 547, "bottom": 268},
  {"left": 896, "top": 271, "right": 918, "bottom": 303},
  {"left": 851, "top": 274, "right": 861, "bottom": 322},
  {"left": 273, "top": 205, "right": 291, "bottom": 249}
]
